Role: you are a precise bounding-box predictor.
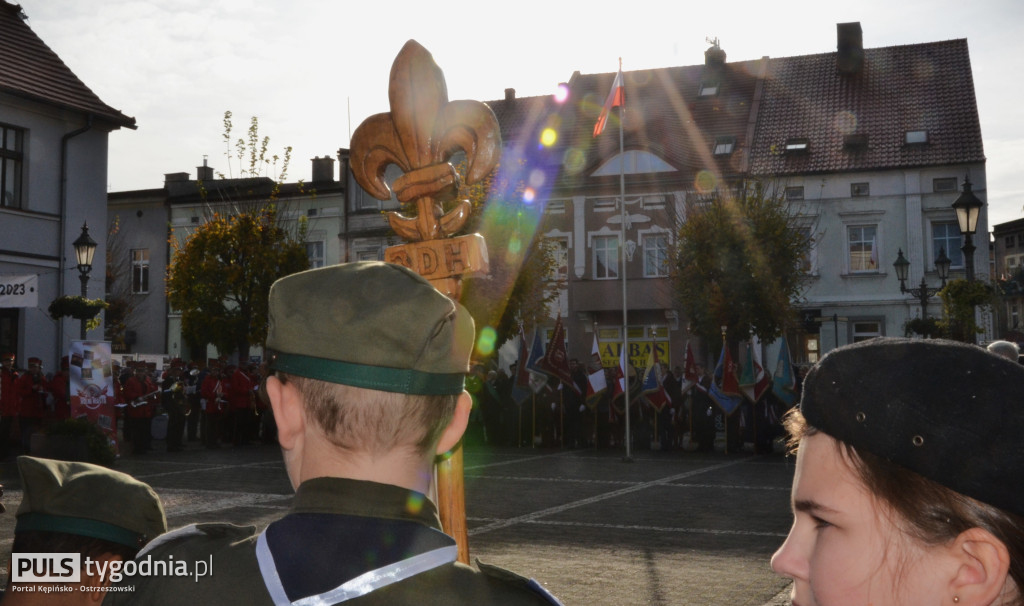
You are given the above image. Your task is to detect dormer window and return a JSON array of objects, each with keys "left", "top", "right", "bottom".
[
  {"left": 785, "top": 138, "right": 809, "bottom": 153},
  {"left": 699, "top": 80, "right": 720, "bottom": 97},
  {"left": 905, "top": 130, "right": 928, "bottom": 145},
  {"left": 843, "top": 134, "right": 868, "bottom": 151},
  {"left": 713, "top": 136, "right": 735, "bottom": 156}
]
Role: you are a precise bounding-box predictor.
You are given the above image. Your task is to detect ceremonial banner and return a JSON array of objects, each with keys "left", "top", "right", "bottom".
[
  {"left": 0, "top": 274, "right": 38, "bottom": 308},
  {"left": 69, "top": 340, "right": 118, "bottom": 452}
]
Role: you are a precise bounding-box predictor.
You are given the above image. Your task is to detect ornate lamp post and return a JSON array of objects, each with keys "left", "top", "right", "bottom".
[
  {"left": 72, "top": 222, "right": 98, "bottom": 340},
  {"left": 952, "top": 176, "right": 983, "bottom": 283},
  {"left": 894, "top": 247, "right": 951, "bottom": 320}
]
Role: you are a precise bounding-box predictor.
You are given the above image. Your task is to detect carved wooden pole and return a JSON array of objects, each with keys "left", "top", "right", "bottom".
[{"left": 349, "top": 40, "right": 500, "bottom": 564}]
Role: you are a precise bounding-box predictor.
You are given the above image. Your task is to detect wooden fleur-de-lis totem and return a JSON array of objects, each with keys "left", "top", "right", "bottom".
[{"left": 349, "top": 39, "right": 500, "bottom": 564}]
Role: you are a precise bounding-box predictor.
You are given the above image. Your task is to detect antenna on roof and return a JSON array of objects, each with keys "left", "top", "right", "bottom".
[{"left": 706, "top": 36, "right": 720, "bottom": 48}]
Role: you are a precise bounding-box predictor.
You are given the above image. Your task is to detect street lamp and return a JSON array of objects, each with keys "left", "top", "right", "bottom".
[
  {"left": 72, "top": 222, "right": 98, "bottom": 340},
  {"left": 952, "top": 175, "right": 983, "bottom": 282},
  {"left": 894, "top": 247, "right": 951, "bottom": 320}
]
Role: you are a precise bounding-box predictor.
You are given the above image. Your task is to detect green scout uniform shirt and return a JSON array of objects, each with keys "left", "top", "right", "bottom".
[{"left": 105, "top": 477, "right": 560, "bottom": 605}]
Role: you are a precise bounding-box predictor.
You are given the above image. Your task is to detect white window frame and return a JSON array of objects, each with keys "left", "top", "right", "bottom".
[
  {"left": 796, "top": 224, "right": 817, "bottom": 275},
  {"left": 698, "top": 81, "right": 720, "bottom": 97},
  {"left": 640, "top": 230, "right": 671, "bottom": 278},
  {"left": 847, "top": 225, "right": 878, "bottom": 274},
  {"left": 0, "top": 123, "right": 24, "bottom": 209},
  {"left": 905, "top": 130, "right": 928, "bottom": 144},
  {"left": 785, "top": 138, "right": 809, "bottom": 153},
  {"left": 931, "top": 221, "right": 963, "bottom": 269},
  {"left": 591, "top": 234, "right": 620, "bottom": 280},
  {"left": 852, "top": 320, "right": 883, "bottom": 342},
  {"left": 131, "top": 248, "right": 150, "bottom": 294},
  {"left": 713, "top": 137, "right": 735, "bottom": 156},
  {"left": 550, "top": 237, "right": 569, "bottom": 281},
  {"left": 305, "top": 240, "right": 326, "bottom": 269}
]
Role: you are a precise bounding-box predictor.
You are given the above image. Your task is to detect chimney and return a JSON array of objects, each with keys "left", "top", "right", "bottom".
[
  {"left": 164, "top": 172, "right": 190, "bottom": 185},
  {"left": 704, "top": 38, "right": 726, "bottom": 68},
  {"left": 837, "top": 22, "right": 864, "bottom": 75},
  {"left": 196, "top": 156, "right": 214, "bottom": 181},
  {"left": 311, "top": 156, "right": 336, "bottom": 183},
  {"left": 505, "top": 88, "right": 516, "bottom": 101}
]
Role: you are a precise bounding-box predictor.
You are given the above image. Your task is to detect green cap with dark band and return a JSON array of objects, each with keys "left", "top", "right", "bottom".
[
  {"left": 265, "top": 261, "right": 474, "bottom": 395},
  {"left": 15, "top": 456, "right": 167, "bottom": 549}
]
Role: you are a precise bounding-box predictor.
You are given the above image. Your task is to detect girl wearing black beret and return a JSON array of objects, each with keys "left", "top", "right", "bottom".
[{"left": 771, "top": 338, "right": 1024, "bottom": 606}]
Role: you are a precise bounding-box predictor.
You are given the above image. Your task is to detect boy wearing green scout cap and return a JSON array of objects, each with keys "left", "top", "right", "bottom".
[
  {"left": 3, "top": 456, "right": 166, "bottom": 604},
  {"left": 108, "top": 261, "right": 559, "bottom": 605}
]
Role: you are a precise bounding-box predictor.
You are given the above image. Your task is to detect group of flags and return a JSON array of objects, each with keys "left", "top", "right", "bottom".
[
  {"left": 512, "top": 317, "right": 581, "bottom": 405},
  {"left": 513, "top": 319, "right": 799, "bottom": 418}
]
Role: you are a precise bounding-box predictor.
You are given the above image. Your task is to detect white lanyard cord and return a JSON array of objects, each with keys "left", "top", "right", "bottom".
[{"left": 256, "top": 528, "right": 458, "bottom": 606}]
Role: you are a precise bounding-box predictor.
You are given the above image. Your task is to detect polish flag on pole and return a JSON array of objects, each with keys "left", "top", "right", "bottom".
[{"left": 593, "top": 62, "right": 624, "bottom": 137}]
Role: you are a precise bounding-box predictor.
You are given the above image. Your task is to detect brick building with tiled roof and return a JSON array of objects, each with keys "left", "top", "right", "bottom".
[{"left": 1, "top": 1, "right": 138, "bottom": 371}]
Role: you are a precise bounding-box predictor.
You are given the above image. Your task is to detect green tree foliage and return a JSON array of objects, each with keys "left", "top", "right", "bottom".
[
  {"left": 938, "top": 279, "right": 994, "bottom": 343},
  {"left": 166, "top": 112, "right": 308, "bottom": 360},
  {"left": 456, "top": 158, "right": 560, "bottom": 353},
  {"left": 167, "top": 208, "right": 308, "bottom": 359},
  {"left": 674, "top": 181, "right": 811, "bottom": 344}
]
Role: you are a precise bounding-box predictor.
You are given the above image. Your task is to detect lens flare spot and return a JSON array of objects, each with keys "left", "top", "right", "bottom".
[
  {"left": 465, "top": 372, "right": 483, "bottom": 393},
  {"left": 835, "top": 110, "right": 857, "bottom": 135},
  {"left": 405, "top": 492, "right": 425, "bottom": 514},
  {"left": 509, "top": 236, "right": 522, "bottom": 255},
  {"left": 694, "top": 170, "right": 717, "bottom": 194},
  {"left": 553, "top": 83, "right": 569, "bottom": 103},
  {"left": 523, "top": 187, "right": 536, "bottom": 204},
  {"left": 540, "top": 128, "right": 557, "bottom": 147},
  {"left": 528, "top": 169, "right": 546, "bottom": 188},
  {"left": 476, "top": 326, "right": 497, "bottom": 356},
  {"left": 563, "top": 148, "right": 586, "bottom": 174}
]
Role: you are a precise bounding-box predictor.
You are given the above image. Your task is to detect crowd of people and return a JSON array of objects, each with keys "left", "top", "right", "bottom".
[
  {"left": 0, "top": 355, "right": 70, "bottom": 460},
  {"left": 114, "top": 357, "right": 273, "bottom": 455},
  {"left": 0, "top": 354, "right": 273, "bottom": 461},
  {"left": 465, "top": 358, "right": 795, "bottom": 455}
]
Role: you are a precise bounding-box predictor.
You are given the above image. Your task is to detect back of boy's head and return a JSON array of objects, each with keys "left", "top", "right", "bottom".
[{"left": 264, "top": 262, "right": 474, "bottom": 450}]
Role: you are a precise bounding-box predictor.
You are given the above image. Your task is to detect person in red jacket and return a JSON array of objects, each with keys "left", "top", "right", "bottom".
[
  {"left": 1, "top": 352, "right": 19, "bottom": 458},
  {"left": 200, "top": 361, "right": 226, "bottom": 449},
  {"left": 122, "top": 363, "right": 157, "bottom": 454},
  {"left": 48, "top": 356, "right": 71, "bottom": 423},
  {"left": 226, "top": 362, "right": 255, "bottom": 446},
  {"left": 15, "top": 357, "right": 50, "bottom": 454}
]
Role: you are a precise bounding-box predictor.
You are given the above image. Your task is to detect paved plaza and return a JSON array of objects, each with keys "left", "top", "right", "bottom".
[{"left": 1, "top": 440, "right": 795, "bottom": 605}]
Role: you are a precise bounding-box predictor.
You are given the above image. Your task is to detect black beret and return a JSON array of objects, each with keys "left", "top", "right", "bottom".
[{"left": 801, "top": 337, "right": 1024, "bottom": 518}]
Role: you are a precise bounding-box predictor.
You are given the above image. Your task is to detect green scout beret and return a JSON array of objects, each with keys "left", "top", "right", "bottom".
[
  {"left": 800, "top": 337, "right": 1024, "bottom": 518},
  {"left": 266, "top": 261, "right": 474, "bottom": 396},
  {"left": 15, "top": 456, "right": 167, "bottom": 549}
]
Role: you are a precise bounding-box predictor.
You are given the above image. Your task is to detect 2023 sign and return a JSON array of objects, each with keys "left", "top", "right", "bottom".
[{"left": 1, "top": 282, "right": 27, "bottom": 295}]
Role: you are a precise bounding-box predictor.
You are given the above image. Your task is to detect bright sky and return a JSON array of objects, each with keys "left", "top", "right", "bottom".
[{"left": 17, "top": 0, "right": 1024, "bottom": 227}]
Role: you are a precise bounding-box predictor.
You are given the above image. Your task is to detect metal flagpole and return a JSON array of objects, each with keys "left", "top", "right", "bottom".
[{"left": 619, "top": 57, "right": 632, "bottom": 463}]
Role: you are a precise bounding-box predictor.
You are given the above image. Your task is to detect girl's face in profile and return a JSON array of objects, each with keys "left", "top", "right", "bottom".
[{"left": 770, "top": 432, "right": 948, "bottom": 605}]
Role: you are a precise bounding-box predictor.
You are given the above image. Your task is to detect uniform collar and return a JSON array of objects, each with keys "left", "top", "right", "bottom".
[{"left": 291, "top": 477, "right": 442, "bottom": 531}]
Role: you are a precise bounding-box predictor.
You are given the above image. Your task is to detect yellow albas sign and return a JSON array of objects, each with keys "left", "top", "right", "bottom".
[{"left": 597, "top": 340, "right": 670, "bottom": 371}]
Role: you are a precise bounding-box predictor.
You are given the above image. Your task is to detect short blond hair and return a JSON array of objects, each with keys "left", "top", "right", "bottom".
[{"left": 279, "top": 373, "right": 457, "bottom": 457}]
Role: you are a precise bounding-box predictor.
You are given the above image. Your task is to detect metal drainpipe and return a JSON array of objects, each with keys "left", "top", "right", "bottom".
[{"left": 55, "top": 115, "right": 94, "bottom": 361}]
